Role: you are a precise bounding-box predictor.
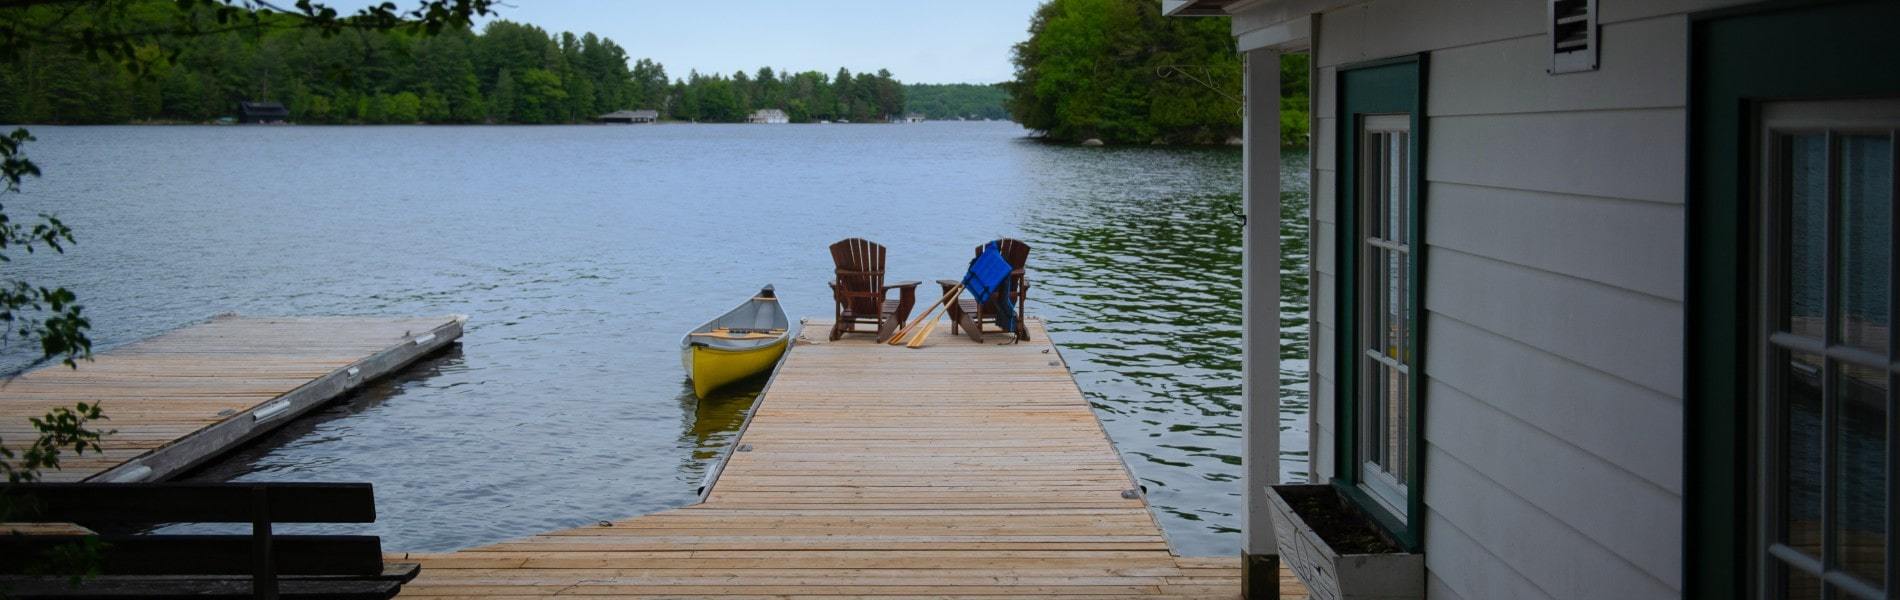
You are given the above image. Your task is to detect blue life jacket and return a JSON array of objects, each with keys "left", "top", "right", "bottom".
[{"left": 961, "top": 241, "right": 1017, "bottom": 335}]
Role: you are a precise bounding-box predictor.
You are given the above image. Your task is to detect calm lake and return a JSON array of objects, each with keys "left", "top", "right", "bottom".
[{"left": 2, "top": 121, "right": 1309, "bottom": 556}]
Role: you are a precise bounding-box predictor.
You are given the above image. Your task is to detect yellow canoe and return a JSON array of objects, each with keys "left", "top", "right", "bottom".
[{"left": 680, "top": 285, "right": 791, "bottom": 399}]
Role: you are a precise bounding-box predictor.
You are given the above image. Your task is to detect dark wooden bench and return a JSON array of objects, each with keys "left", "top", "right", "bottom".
[{"left": 0, "top": 482, "right": 417, "bottom": 599}]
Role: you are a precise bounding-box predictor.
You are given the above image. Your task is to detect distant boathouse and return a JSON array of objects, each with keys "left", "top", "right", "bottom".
[
  {"left": 746, "top": 109, "right": 789, "bottom": 124},
  {"left": 598, "top": 109, "right": 659, "bottom": 123},
  {"left": 237, "top": 101, "right": 289, "bottom": 124}
]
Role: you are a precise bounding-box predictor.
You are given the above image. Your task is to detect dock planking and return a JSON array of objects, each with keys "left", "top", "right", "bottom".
[
  {"left": 0, "top": 315, "right": 464, "bottom": 483},
  {"left": 395, "top": 318, "right": 1304, "bottom": 598}
]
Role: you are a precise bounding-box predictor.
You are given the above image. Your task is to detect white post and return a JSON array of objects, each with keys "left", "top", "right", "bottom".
[{"left": 1240, "top": 46, "right": 1282, "bottom": 600}]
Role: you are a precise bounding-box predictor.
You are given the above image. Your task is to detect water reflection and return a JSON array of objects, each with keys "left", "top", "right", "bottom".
[
  {"left": 1020, "top": 147, "right": 1310, "bottom": 553},
  {"left": 182, "top": 345, "right": 469, "bottom": 481},
  {"left": 677, "top": 377, "right": 764, "bottom": 492},
  {"left": 161, "top": 346, "right": 467, "bottom": 539}
]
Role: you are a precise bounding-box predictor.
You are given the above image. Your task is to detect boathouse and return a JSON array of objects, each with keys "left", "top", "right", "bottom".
[
  {"left": 237, "top": 101, "right": 288, "bottom": 124},
  {"left": 598, "top": 109, "right": 658, "bottom": 123},
  {"left": 746, "top": 108, "right": 789, "bottom": 124},
  {"left": 1166, "top": 0, "right": 1898, "bottom": 598}
]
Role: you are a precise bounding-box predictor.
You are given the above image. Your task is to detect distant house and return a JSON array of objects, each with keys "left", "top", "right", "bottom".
[
  {"left": 890, "top": 113, "right": 926, "bottom": 124},
  {"left": 237, "top": 101, "right": 289, "bottom": 124},
  {"left": 598, "top": 109, "right": 659, "bottom": 124},
  {"left": 746, "top": 109, "right": 790, "bottom": 124}
]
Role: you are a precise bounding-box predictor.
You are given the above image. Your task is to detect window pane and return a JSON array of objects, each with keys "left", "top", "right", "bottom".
[
  {"left": 1782, "top": 351, "right": 1826, "bottom": 555},
  {"left": 1388, "top": 134, "right": 1405, "bottom": 245},
  {"left": 1372, "top": 132, "right": 1388, "bottom": 240},
  {"left": 1400, "top": 251, "right": 1412, "bottom": 363},
  {"left": 1837, "top": 134, "right": 1891, "bottom": 351},
  {"left": 1780, "top": 561, "right": 1824, "bottom": 600},
  {"left": 1787, "top": 134, "right": 1828, "bottom": 338},
  {"left": 1369, "top": 246, "right": 1388, "bottom": 352},
  {"left": 1364, "top": 359, "right": 1385, "bottom": 469},
  {"left": 1833, "top": 365, "right": 1887, "bottom": 587},
  {"left": 1389, "top": 370, "right": 1407, "bottom": 476},
  {"left": 1398, "top": 132, "right": 1410, "bottom": 246},
  {"left": 1386, "top": 249, "right": 1403, "bottom": 359}
]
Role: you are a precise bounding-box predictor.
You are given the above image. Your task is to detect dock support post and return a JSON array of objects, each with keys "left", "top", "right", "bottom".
[{"left": 1240, "top": 46, "right": 1283, "bottom": 600}]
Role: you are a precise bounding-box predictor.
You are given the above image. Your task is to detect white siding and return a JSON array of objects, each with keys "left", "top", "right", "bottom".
[
  {"left": 1425, "top": 246, "right": 1682, "bottom": 395},
  {"left": 1424, "top": 444, "right": 1676, "bottom": 598},
  {"left": 1312, "top": 219, "right": 1336, "bottom": 277},
  {"left": 1425, "top": 571, "right": 1475, "bottom": 600},
  {"left": 1428, "top": 183, "right": 1684, "bottom": 301},
  {"left": 1428, "top": 16, "right": 1686, "bottom": 117},
  {"left": 1426, "top": 316, "right": 1682, "bottom": 494},
  {"left": 1427, "top": 381, "right": 1682, "bottom": 588},
  {"left": 1310, "top": 63, "right": 1338, "bottom": 473},
  {"left": 1427, "top": 110, "right": 1686, "bottom": 205},
  {"left": 1423, "top": 507, "right": 1556, "bottom": 600},
  {"left": 1282, "top": 1, "right": 1780, "bottom": 598}
]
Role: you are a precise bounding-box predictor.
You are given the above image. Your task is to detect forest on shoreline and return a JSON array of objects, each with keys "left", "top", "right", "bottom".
[
  {"left": 905, "top": 84, "right": 1010, "bottom": 121},
  {"left": 0, "top": 1, "right": 946, "bottom": 125},
  {"left": 1007, "top": 0, "right": 1308, "bottom": 146},
  {"left": 3, "top": 0, "right": 1304, "bottom": 144}
]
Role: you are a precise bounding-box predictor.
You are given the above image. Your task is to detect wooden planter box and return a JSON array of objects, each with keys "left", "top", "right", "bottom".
[{"left": 1267, "top": 484, "right": 1423, "bottom": 600}]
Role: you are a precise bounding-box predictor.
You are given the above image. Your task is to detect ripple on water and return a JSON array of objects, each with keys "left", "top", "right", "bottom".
[{"left": 5, "top": 124, "right": 1308, "bottom": 556}]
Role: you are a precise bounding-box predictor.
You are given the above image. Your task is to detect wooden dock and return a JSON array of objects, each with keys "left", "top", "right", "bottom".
[
  {"left": 0, "top": 315, "right": 464, "bottom": 483},
  {"left": 396, "top": 318, "right": 1304, "bottom": 598}
]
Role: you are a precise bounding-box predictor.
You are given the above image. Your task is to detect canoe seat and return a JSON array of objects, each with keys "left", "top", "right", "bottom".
[{"left": 690, "top": 328, "right": 786, "bottom": 341}]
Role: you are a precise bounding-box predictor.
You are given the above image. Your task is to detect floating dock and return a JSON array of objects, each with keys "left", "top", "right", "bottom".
[
  {"left": 396, "top": 318, "right": 1303, "bottom": 598},
  {"left": 0, "top": 315, "right": 464, "bottom": 483}
]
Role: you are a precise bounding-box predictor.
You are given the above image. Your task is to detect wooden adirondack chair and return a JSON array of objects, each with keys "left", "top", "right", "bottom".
[
  {"left": 829, "top": 238, "right": 920, "bottom": 342},
  {"left": 937, "top": 238, "right": 1032, "bottom": 342}
]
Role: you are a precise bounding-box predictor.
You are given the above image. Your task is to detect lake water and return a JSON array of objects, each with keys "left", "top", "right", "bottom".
[{"left": 1, "top": 121, "right": 1308, "bottom": 556}]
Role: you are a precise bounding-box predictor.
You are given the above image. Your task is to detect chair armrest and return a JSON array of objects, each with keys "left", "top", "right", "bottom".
[{"left": 885, "top": 283, "right": 919, "bottom": 323}]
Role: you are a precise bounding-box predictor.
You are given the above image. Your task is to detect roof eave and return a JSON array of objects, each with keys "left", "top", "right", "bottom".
[{"left": 1162, "top": 0, "right": 1244, "bottom": 17}]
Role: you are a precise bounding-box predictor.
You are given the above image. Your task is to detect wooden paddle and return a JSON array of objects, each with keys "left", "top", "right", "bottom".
[
  {"left": 890, "top": 290, "right": 956, "bottom": 346},
  {"left": 888, "top": 284, "right": 962, "bottom": 345},
  {"left": 886, "top": 288, "right": 952, "bottom": 345},
  {"left": 905, "top": 313, "right": 942, "bottom": 348}
]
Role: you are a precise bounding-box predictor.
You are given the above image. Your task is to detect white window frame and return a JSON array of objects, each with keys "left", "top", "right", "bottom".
[{"left": 1358, "top": 113, "right": 1413, "bottom": 520}]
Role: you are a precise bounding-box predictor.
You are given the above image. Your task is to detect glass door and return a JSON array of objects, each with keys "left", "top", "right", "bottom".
[{"left": 1756, "top": 98, "right": 1898, "bottom": 600}]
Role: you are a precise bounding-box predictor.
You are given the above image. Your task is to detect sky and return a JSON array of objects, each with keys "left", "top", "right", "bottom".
[{"left": 346, "top": 1, "right": 1045, "bottom": 85}]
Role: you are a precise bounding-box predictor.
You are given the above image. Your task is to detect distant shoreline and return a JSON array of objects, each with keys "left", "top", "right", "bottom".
[{"left": 8, "top": 119, "right": 1023, "bottom": 127}]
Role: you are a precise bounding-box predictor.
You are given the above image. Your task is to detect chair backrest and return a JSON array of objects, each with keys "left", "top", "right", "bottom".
[
  {"left": 977, "top": 239, "right": 1031, "bottom": 288},
  {"left": 830, "top": 238, "right": 888, "bottom": 313}
]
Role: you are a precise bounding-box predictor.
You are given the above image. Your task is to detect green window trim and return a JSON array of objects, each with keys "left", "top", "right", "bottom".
[
  {"left": 1332, "top": 53, "right": 1428, "bottom": 552},
  {"left": 1687, "top": 1, "right": 1900, "bottom": 598}
]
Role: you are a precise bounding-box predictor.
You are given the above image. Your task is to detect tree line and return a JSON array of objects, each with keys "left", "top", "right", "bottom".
[
  {"left": 0, "top": 2, "right": 909, "bottom": 125},
  {"left": 904, "top": 84, "right": 1010, "bottom": 121},
  {"left": 1006, "top": 0, "right": 1309, "bottom": 146},
  {"left": 674, "top": 66, "right": 905, "bottom": 124}
]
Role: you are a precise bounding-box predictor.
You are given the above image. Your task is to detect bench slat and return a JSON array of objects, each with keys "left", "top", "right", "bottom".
[
  {"left": 0, "top": 535, "right": 385, "bottom": 576},
  {"left": 0, "top": 483, "right": 375, "bottom": 524},
  {"left": 0, "top": 576, "right": 403, "bottom": 599}
]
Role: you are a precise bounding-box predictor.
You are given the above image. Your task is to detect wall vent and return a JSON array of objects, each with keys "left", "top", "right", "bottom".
[{"left": 1548, "top": 0, "right": 1598, "bottom": 74}]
